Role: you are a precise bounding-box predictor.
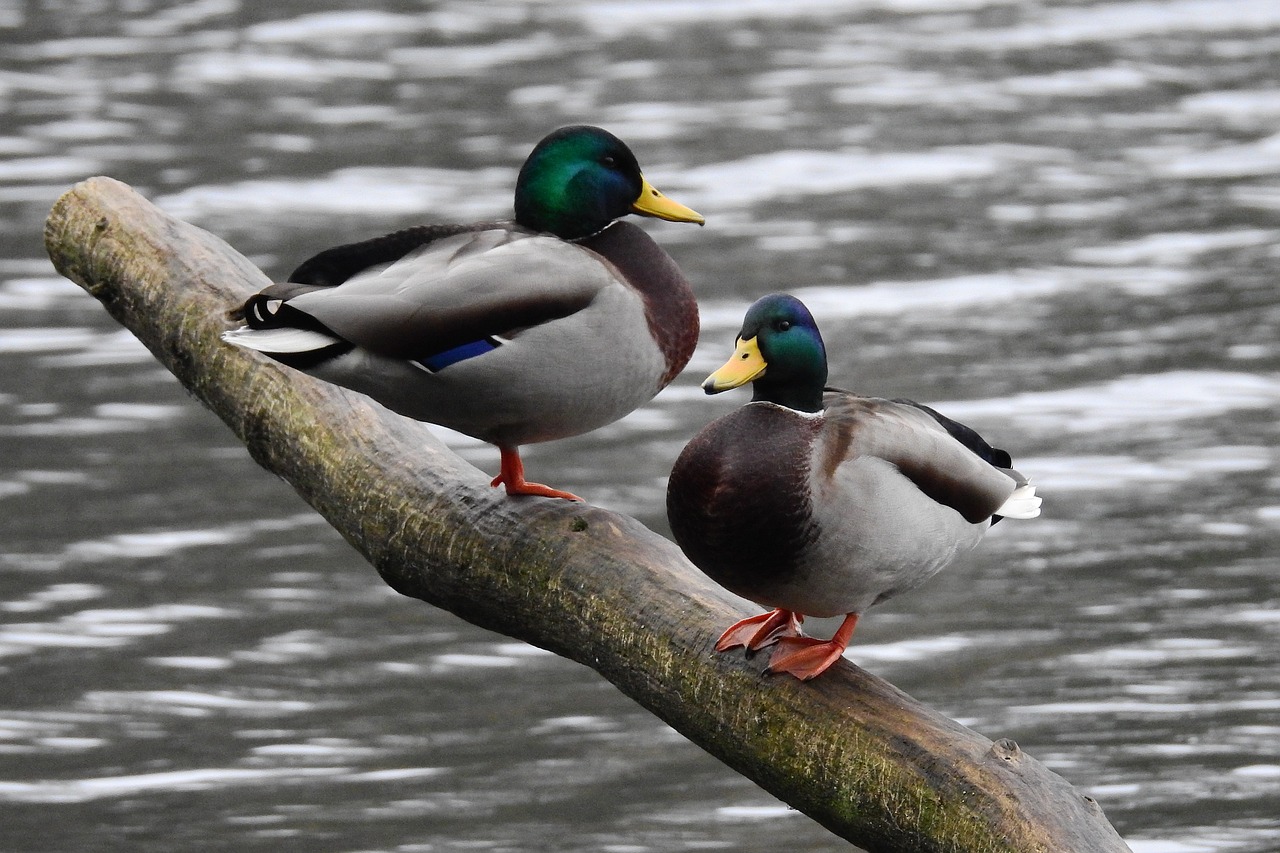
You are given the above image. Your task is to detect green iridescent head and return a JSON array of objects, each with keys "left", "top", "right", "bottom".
[
  {"left": 514, "top": 125, "right": 703, "bottom": 240},
  {"left": 703, "top": 293, "right": 829, "bottom": 413}
]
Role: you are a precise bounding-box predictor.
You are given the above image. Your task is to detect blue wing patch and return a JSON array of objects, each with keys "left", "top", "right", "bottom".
[{"left": 416, "top": 338, "right": 500, "bottom": 372}]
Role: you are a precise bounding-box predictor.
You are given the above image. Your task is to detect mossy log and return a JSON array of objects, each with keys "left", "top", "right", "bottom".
[{"left": 44, "top": 176, "right": 1132, "bottom": 853}]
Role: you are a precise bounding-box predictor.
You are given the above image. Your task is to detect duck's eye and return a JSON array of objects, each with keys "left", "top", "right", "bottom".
[
  {"left": 600, "top": 155, "right": 617, "bottom": 168},
  {"left": 774, "top": 320, "right": 792, "bottom": 332}
]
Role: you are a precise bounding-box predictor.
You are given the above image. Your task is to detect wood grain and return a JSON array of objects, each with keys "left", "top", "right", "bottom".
[{"left": 45, "top": 176, "right": 1132, "bottom": 853}]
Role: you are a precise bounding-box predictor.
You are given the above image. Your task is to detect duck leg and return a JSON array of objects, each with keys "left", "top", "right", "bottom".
[
  {"left": 766, "top": 613, "right": 860, "bottom": 681},
  {"left": 715, "top": 608, "right": 804, "bottom": 653},
  {"left": 491, "top": 446, "right": 582, "bottom": 501}
]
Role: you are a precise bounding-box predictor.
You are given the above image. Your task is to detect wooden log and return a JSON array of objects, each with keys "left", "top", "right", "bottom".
[{"left": 44, "top": 176, "right": 1132, "bottom": 853}]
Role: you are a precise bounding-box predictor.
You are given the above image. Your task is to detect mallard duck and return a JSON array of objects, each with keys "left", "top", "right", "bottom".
[
  {"left": 666, "top": 294, "right": 1041, "bottom": 680},
  {"left": 223, "top": 125, "right": 704, "bottom": 501}
]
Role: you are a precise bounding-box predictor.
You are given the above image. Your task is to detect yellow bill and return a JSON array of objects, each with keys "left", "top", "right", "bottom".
[
  {"left": 631, "top": 176, "right": 704, "bottom": 224},
  {"left": 703, "top": 336, "right": 766, "bottom": 393}
]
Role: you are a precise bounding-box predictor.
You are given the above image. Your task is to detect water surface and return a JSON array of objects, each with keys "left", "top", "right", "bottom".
[{"left": 3, "top": 1, "right": 1280, "bottom": 850}]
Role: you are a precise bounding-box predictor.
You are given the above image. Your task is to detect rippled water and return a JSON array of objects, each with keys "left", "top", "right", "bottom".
[{"left": 4, "top": 1, "right": 1280, "bottom": 851}]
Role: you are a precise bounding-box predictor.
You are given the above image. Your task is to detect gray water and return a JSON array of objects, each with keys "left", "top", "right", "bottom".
[{"left": 3, "top": 1, "right": 1280, "bottom": 851}]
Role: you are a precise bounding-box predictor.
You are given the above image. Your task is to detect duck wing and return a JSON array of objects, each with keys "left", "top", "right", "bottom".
[
  {"left": 819, "top": 391, "right": 1026, "bottom": 524},
  {"left": 889, "top": 398, "right": 1013, "bottom": 468},
  {"left": 288, "top": 222, "right": 504, "bottom": 287},
  {"left": 243, "top": 229, "right": 617, "bottom": 361}
]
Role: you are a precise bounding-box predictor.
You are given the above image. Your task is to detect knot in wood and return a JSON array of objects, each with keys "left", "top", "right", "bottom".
[{"left": 990, "top": 737, "right": 1021, "bottom": 762}]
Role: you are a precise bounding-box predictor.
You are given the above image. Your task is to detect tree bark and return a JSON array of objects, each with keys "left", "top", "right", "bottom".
[{"left": 44, "top": 176, "right": 1132, "bottom": 853}]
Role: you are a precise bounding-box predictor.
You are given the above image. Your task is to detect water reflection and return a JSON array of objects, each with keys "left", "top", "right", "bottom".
[{"left": 4, "top": 1, "right": 1280, "bottom": 851}]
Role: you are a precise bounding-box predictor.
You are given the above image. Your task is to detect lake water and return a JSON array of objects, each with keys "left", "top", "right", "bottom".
[{"left": 4, "top": 1, "right": 1280, "bottom": 850}]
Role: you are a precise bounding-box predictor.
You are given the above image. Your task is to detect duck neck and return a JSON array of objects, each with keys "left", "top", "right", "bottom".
[
  {"left": 752, "top": 381, "right": 825, "bottom": 414},
  {"left": 515, "top": 204, "right": 612, "bottom": 240},
  {"left": 567, "top": 220, "right": 617, "bottom": 244}
]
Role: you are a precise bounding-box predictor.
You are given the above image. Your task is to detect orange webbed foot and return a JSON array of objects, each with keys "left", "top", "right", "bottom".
[
  {"left": 492, "top": 446, "right": 583, "bottom": 501},
  {"left": 765, "top": 613, "right": 860, "bottom": 681},
  {"left": 715, "top": 609, "right": 804, "bottom": 653},
  {"left": 491, "top": 474, "right": 582, "bottom": 501}
]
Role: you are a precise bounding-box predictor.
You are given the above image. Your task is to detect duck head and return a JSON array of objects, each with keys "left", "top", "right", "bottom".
[
  {"left": 515, "top": 125, "right": 704, "bottom": 239},
  {"left": 703, "top": 293, "right": 828, "bottom": 413}
]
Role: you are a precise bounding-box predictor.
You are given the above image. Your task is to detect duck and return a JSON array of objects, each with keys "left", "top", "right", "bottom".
[
  {"left": 666, "top": 293, "right": 1041, "bottom": 680},
  {"left": 222, "top": 125, "right": 705, "bottom": 501}
]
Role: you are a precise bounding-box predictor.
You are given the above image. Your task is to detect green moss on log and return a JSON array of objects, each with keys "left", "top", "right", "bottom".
[{"left": 45, "top": 176, "right": 1131, "bottom": 853}]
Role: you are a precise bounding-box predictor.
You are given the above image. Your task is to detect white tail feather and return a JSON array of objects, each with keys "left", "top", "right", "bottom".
[
  {"left": 221, "top": 326, "right": 340, "bottom": 354},
  {"left": 997, "top": 483, "right": 1042, "bottom": 519}
]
